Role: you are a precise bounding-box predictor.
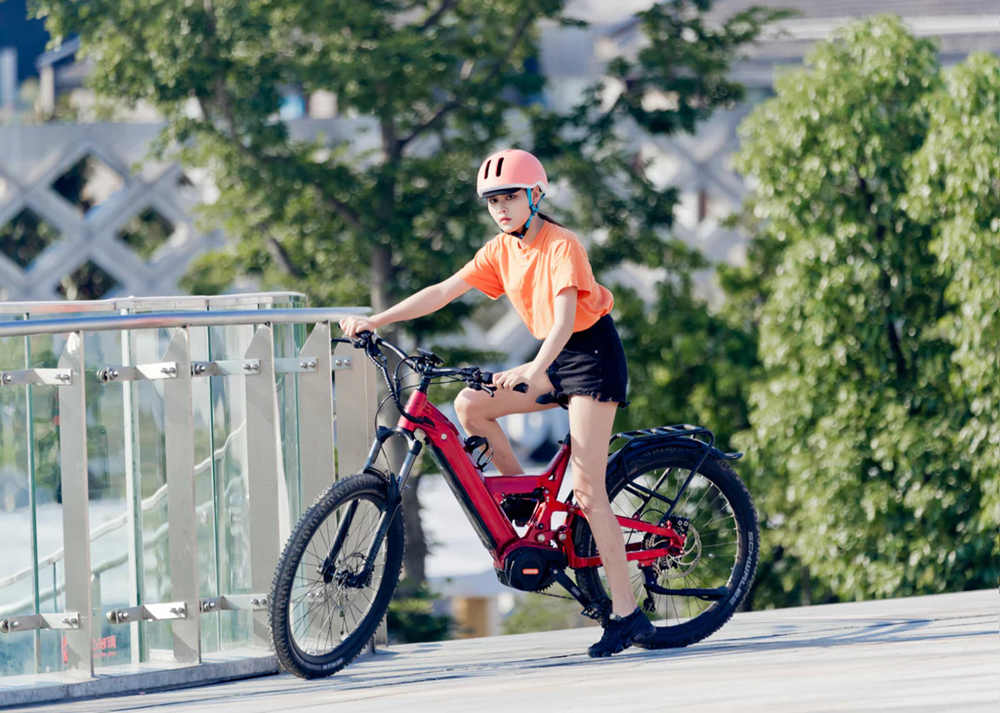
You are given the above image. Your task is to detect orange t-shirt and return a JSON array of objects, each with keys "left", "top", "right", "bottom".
[{"left": 457, "top": 222, "right": 614, "bottom": 339}]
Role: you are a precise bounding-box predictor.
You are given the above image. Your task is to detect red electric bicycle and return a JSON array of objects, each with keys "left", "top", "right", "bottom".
[{"left": 268, "top": 331, "right": 758, "bottom": 678}]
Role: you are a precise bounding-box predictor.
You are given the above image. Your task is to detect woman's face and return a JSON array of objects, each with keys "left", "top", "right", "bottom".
[{"left": 486, "top": 190, "right": 531, "bottom": 232}]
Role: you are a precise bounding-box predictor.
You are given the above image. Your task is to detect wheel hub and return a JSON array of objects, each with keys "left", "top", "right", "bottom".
[
  {"left": 334, "top": 553, "right": 371, "bottom": 589},
  {"left": 643, "top": 521, "right": 702, "bottom": 578}
]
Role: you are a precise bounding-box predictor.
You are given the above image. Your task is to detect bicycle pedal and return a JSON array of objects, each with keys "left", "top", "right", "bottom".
[{"left": 581, "top": 601, "right": 611, "bottom": 626}]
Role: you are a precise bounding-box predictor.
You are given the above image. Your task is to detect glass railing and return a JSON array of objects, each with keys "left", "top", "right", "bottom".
[{"left": 0, "top": 294, "right": 374, "bottom": 679}]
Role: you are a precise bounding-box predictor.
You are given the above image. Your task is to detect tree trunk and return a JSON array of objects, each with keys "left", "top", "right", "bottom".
[
  {"left": 398, "top": 470, "right": 428, "bottom": 596},
  {"left": 371, "top": 244, "right": 392, "bottom": 314},
  {"left": 369, "top": 162, "right": 431, "bottom": 595}
]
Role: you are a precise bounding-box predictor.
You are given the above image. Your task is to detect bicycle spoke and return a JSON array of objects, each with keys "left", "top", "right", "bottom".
[
  {"left": 577, "top": 452, "right": 755, "bottom": 638},
  {"left": 283, "top": 491, "right": 394, "bottom": 659}
]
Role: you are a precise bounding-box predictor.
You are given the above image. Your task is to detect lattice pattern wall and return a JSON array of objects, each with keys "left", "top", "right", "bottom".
[
  {"left": 0, "top": 123, "right": 225, "bottom": 300},
  {"left": 641, "top": 104, "right": 754, "bottom": 270}
]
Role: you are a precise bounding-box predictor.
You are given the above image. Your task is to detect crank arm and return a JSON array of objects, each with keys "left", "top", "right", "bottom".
[{"left": 551, "top": 570, "right": 610, "bottom": 624}]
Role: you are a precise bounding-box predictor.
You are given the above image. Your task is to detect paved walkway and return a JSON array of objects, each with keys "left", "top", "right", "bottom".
[{"left": 6, "top": 589, "right": 998, "bottom": 712}]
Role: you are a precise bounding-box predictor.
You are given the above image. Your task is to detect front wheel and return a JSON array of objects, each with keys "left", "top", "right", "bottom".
[
  {"left": 572, "top": 446, "right": 758, "bottom": 648},
  {"left": 269, "top": 473, "right": 404, "bottom": 678}
]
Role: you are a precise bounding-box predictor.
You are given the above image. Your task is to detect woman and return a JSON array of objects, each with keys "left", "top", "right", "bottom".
[{"left": 339, "top": 148, "right": 653, "bottom": 657}]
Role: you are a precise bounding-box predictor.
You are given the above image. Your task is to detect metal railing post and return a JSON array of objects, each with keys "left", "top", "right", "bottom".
[
  {"left": 333, "top": 339, "right": 377, "bottom": 478},
  {"left": 24, "top": 328, "right": 42, "bottom": 674},
  {"left": 243, "top": 325, "right": 283, "bottom": 648},
  {"left": 296, "top": 322, "right": 335, "bottom": 508},
  {"left": 120, "top": 321, "right": 143, "bottom": 663},
  {"left": 163, "top": 328, "right": 200, "bottom": 663},
  {"left": 56, "top": 331, "right": 93, "bottom": 676}
]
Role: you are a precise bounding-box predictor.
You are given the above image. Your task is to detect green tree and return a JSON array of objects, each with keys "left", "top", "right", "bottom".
[
  {"left": 731, "top": 15, "right": 996, "bottom": 602},
  {"left": 715, "top": 204, "right": 838, "bottom": 609},
  {"left": 904, "top": 52, "right": 1000, "bottom": 535},
  {"left": 35, "top": 0, "right": 571, "bottom": 323},
  {"left": 527, "top": 3, "right": 788, "bottom": 449}
]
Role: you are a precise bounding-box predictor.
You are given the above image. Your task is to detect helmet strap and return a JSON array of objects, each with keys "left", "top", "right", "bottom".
[{"left": 506, "top": 188, "right": 546, "bottom": 239}]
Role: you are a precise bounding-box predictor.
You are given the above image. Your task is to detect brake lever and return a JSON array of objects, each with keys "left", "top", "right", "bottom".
[{"left": 353, "top": 330, "right": 380, "bottom": 352}]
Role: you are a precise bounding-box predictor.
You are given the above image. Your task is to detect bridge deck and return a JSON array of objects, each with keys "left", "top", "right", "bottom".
[{"left": 4, "top": 589, "right": 997, "bottom": 712}]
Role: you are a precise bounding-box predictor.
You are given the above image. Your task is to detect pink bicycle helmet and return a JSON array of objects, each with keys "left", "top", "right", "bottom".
[{"left": 476, "top": 149, "right": 548, "bottom": 198}]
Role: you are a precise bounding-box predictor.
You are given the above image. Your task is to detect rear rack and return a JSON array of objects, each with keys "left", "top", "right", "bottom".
[
  {"left": 609, "top": 424, "right": 742, "bottom": 460},
  {"left": 611, "top": 424, "right": 711, "bottom": 442}
]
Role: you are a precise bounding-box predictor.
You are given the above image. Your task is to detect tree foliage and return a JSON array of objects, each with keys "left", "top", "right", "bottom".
[
  {"left": 527, "top": 0, "right": 788, "bottom": 442},
  {"left": 34, "top": 0, "right": 572, "bottom": 331},
  {"left": 731, "top": 16, "right": 998, "bottom": 601},
  {"left": 904, "top": 52, "right": 1000, "bottom": 529}
]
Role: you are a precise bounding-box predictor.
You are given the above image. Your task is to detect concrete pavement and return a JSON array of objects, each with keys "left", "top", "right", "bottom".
[{"left": 4, "top": 589, "right": 997, "bottom": 712}]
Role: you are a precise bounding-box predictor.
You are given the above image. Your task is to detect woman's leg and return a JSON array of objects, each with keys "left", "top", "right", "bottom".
[
  {"left": 566, "top": 395, "right": 636, "bottom": 617},
  {"left": 454, "top": 386, "right": 556, "bottom": 475}
]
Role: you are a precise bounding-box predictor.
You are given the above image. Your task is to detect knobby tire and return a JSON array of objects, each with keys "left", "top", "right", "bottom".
[
  {"left": 269, "top": 473, "right": 404, "bottom": 678},
  {"left": 572, "top": 446, "right": 758, "bottom": 648}
]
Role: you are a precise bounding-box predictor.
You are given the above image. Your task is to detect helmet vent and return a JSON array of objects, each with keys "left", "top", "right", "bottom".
[
  {"left": 482, "top": 160, "right": 491, "bottom": 180},
  {"left": 495, "top": 157, "right": 504, "bottom": 177}
]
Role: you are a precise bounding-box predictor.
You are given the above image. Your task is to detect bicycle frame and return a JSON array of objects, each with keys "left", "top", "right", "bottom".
[
  {"left": 333, "top": 332, "right": 745, "bottom": 609},
  {"left": 380, "top": 388, "right": 688, "bottom": 572}
]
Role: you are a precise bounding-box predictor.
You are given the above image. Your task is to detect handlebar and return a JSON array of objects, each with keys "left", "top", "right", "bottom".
[{"left": 333, "top": 331, "right": 529, "bottom": 399}]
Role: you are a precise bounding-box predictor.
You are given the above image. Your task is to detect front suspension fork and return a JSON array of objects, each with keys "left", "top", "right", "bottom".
[{"left": 322, "top": 433, "right": 422, "bottom": 587}]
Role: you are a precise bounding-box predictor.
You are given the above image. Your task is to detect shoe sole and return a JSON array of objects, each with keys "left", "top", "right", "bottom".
[{"left": 588, "top": 626, "right": 654, "bottom": 657}]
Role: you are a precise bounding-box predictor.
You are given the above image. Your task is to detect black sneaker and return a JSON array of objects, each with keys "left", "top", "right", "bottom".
[{"left": 587, "top": 607, "right": 655, "bottom": 658}]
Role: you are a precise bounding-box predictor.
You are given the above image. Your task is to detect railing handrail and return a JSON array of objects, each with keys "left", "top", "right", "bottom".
[
  {"left": 0, "top": 292, "right": 307, "bottom": 315},
  {"left": 0, "top": 306, "right": 369, "bottom": 338},
  {"left": 0, "top": 298, "right": 376, "bottom": 669}
]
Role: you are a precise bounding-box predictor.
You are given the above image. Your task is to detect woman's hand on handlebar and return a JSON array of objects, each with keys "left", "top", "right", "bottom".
[
  {"left": 339, "top": 315, "right": 378, "bottom": 339},
  {"left": 491, "top": 362, "right": 552, "bottom": 394}
]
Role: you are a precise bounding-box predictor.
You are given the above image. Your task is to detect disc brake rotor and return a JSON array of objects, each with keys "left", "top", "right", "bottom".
[
  {"left": 334, "top": 552, "right": 368, "bottom": 589},
  {"left": 642, "top": 521, "right": 702, "bottom": 579}
]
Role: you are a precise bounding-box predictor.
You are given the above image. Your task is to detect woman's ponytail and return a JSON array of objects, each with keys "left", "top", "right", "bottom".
[{"left": 537, "top": 211, "right": 565, "bottom": 228}]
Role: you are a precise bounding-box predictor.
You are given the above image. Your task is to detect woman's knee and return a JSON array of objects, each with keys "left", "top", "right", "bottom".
[
  {"left": 572, "top": 472, "right": 611, "bottom": 517},
  {"left": 454, "top": 388, "right": 486, "bottom": 429}
]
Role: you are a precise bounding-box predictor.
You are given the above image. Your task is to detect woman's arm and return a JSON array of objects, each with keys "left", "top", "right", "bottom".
[
  {"left": 532, "top": 287, "right": 577, "bottom": 372},
  {"left": 493, "top": 287, "right": 577, "bottom": 390},
  {"left": 339, "top": 273, "right": 472, "bottom": 337}
]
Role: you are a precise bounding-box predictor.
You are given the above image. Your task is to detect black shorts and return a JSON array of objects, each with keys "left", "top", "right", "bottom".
[{"left": 544, "top": 314, "right": 629, "bottom": 409}]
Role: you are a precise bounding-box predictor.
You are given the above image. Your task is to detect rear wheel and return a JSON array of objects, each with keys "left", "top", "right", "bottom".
[
  {"left": 572, "top": 446, "right": 758, "bottom": 648},
  {"left": 269, "top": 473, "right": 404, "bottom": 678}
]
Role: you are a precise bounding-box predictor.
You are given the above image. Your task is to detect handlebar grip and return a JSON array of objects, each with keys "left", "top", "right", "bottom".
[
  {"left": 480, "top": 372, "right": 529, "bottom": 393},
  {"left": 334, "top": 330, "right": 375, "bottom": 348}
]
